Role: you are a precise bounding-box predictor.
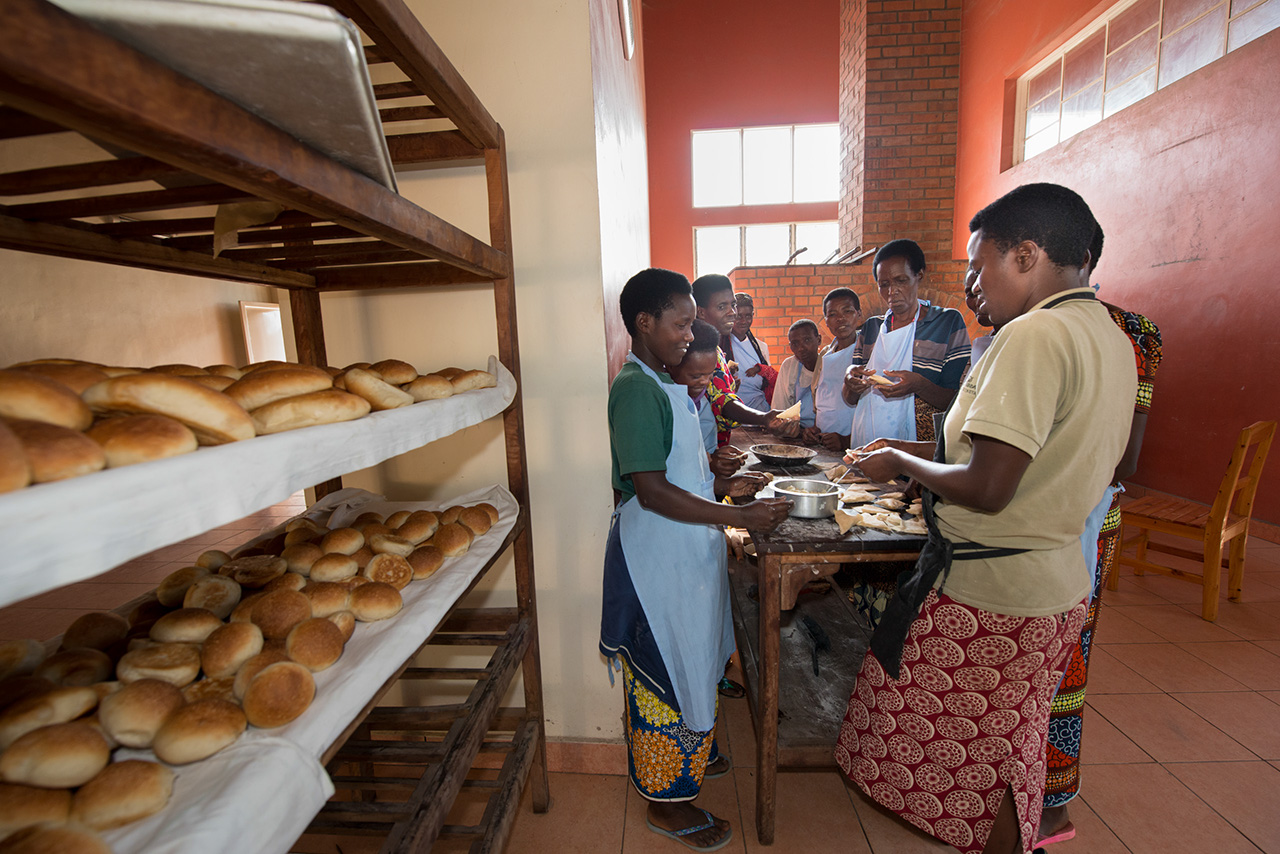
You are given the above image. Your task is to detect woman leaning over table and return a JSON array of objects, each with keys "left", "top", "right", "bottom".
[{"left": 833, "top": 184, "right": 1137, "bottom": 854}]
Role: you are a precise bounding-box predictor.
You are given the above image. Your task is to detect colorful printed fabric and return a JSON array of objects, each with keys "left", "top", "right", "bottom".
[
  {"left": 836, "top": 589, "right": 1088, "bottom": 854},
  {"left": 706, "top": 346, "right": 740, "bottom": 448},
  {"left": 621, "top": 658, "right": 719, "bottom": 802},
  {"left": 1105, "top": 305, "right": 1162, "bottom": 414}
]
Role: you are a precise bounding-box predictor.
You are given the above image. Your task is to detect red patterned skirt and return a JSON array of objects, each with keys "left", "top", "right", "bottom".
[{"left": 835, "top": 589, "right": 1088, "bottom": 854}]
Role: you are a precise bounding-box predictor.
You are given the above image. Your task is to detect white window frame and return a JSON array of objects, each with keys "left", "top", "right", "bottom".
[
  {"left": 693, "top": 220, "right": 839, "bottom": 279},
  {"left": 691, "top": 123, "right": 840, "bottom": 208}
]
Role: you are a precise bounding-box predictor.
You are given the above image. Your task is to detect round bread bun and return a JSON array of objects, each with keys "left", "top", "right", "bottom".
[
  {"left": 283, "top": 527, "right": 321, "bottom": 548},
  {"left": 403, "top": 373, "right": 453, "bottom": 402},
  {"left": 357, "top": 521, "right": 394, "bottom": 540},
  {"left": 431, "top": 522, "right": 474, "bottom": 558},
  {"left": 0, "top": 783, "right": 72, "bottom": 842},
  {"left": 339, "top": 576, "right": 371, "bottom": 593},
  {"left": 368, "top": 532, "right": 414, "bottom": 557},
  {"left": 285, "top": 516, "right": 326, "bottom": 534},
  {"left": 115, "top": 643, "right": 200, "bottom": 687},
  {"left": 98, "top": 365, "right": 142, "bottom": 378},
  {"left": 326, "top": 611, "right": 356, "bottom": 643},
  {"left": 369, "top": 359, "right": 417, "bottom": 386},
  {"left": 384, "top": 509, "right": 412, "bottom": 529},
  {"left": 457, "top": 506, "right": 493, "bottom": 536},
  {"left": 362, "top": 554, "right": 412, "bottom": 590},
  {"left": 0, "top": 822, "right": 110, "bottom": 854},
  {"left": 309, "top": 553, "right": 358, "bottom": 583},
  {"left": 301, "top": 582, "right": 350, "bottom": 619},
  {"left": 85, "top": 414, "right": 197, "bottom": 468},
  {"left": 321, "top": 527, "right": 364, "bottom": 556},
  {"left": 12, "top": 363, "right": 110, "bottom": 396},
  {"left": 149, "top": 364, "right": 207, "bottom": 376},
  {"left": 406, "top": 545, "right": 445, "bottom": 581},
  {"left": 0, "top": 370, "right": 93, "bottom": 431},
  {"left": 96, "top": 679, "right": 184, "bottom": 749},
  {"left": 149, "top": 608, "right": 223, "bottom": 644},
  {"left": 342, "top": 368, "right": 413, "bottom": 411},
  {"left": 182, "top": 576, "right": 241, "bottom": 620},
  {"left": 0, "top": 419, "right": 31, "bottom": 495},
  {"left": 281, "top": 542, "right": 323, "bottom": 576},
  {"left": 437, "top": 505, "right": 464, "bottom": 526},
  {"left": 285, "top": 618, "right": 345, "bottom": 672},
  {"left": 33, "top": 650, "right": 112, "bottom": 688},
  {"left": 156, "top": 566, "right": 210, "bottom": 608},
  {"left": 204, "top": 364, "right": 243, "bottom": 380},
  {"left": 0, "top": 686, "right": 98, "bottom": 750},
  {"left": 249, "top": 389, "right": 371, "bottom": 435},
  {"left": 181, "top": 676, "right": 236, "bottom": 704},
  {"left": 239, "top": 360, "right": 287, "bottom": 374},
  {"left": 60, "top": 613, "right": 129, "bottom": 653},
  {"left": 201, "top": 622, "right": 264, "bottom": 680},
  {"left": 151, "top": 699, "right": 246, "bottom": 765},
  {"left": 262, "top": 572, "right": 307, "bottom": 593},
  {"left": 476, "top": 502, "right": 500, "bottom": 525},
  {"left": 342, "top": 361, "right": 373, "bottom": 373},
  {"left": 186, "top": 374, "right": 236, "bottom": 393},
  {"left": 242, "top": 662, "right": 315, "bottom": 728},
  {"left": 194, "top": 549, "right": 231, "bottom": 571},
  {"left": 223, "top": 555, "right": 288, "bottom": 589},
  {"left": 350, "top": 546, "right": 374, "bottom": 569},
  {"left": 449, "top": 369, "right": 497, "bottom": 393},
  {"left": 348, "top": 582, "right": 403, "bottom": 622},
  {"left": 431, "top": 367, "right": 465, "bottom": 380},
  {"left": 0, "top": 722, "right": 110, "bottom": 788},
  {"left": 232, "top": 649, "right": 289, "bottom": 700},
  {"left": 3, "top": 418, "right": 104, "bottom": 483},
  {"left": 353, "top": 511, "right": 384, "bottom": 525},
  {"left": 397, "top": 510, "right": 439, "bottom": 544},
  {"left": 223, "top": 367, "right": 333, "bottom": 412},
  {"left": 229, "top": 592, "right": 263, "bottom": 624},
  {"left": 71, "top": 759, "right": 173, "bottom": 831},
  {"left": 250, "top": 590, "right": 312, "bottom": 640},
  {"left": 81, "top": 373, "right": 255, "bottom": 445},
  {"left": 0, "top": 640, "right": 46, "bottom": 682}
]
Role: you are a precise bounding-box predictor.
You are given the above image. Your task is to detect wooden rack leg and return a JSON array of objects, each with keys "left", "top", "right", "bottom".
[
  {"left": 289, "top": 286, "right": 342, "bottom": 501},
  {"left": 756, "top": 552, "right": 781, "bottom": 844}
]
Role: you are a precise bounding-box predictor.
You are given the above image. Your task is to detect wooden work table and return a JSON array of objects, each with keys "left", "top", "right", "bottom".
[{"left": 731, "top": 427, "right": 925, "bottom": 845}]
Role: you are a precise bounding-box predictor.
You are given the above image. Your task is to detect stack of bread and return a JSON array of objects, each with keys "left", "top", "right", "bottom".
[
  {"left": 0, "top": 359, "right": 498, "bottom": 495},
  {"left": 0, "top": 498, "right": 501, "bottom": 848}
]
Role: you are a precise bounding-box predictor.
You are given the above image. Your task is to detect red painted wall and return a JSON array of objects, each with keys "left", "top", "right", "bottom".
[
  {"left": 955, "top": 3, "right": 1280, "bottom": 523},
  {"left": 642, "top": 0, "right": 841, "bottom": 277}
]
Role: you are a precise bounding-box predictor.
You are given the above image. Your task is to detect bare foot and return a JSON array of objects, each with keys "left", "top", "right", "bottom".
[{"left": 648, "top": 801, "right": 731, "bottom": 850}]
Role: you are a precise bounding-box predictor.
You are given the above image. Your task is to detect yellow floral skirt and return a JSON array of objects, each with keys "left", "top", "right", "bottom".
[{"left": 621, "top": 658, "right": 719, "bottom": 801}]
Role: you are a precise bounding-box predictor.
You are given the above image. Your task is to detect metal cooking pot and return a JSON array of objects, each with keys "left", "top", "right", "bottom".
[{"left": 772, "top": 478, "right": 840, "bottom": 519}]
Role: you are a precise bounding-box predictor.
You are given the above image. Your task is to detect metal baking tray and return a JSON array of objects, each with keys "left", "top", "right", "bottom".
[{"left": 49, "top": 0, "right": 397, "bottom": 191}]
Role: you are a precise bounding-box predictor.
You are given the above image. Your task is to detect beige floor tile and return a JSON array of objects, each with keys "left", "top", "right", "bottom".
[
  {"left": 732, "top": 767, "right": 872, "bottom": 853},
  {"left": 1097, "top": 577, "right": 1168, "bottom": 607},
  {"left": 1104, "top": 643, "right": 1247, "bottom": 692},
  {"left": 1178, "top": 641, "right": 1280, "bottom": 690},
  {"left": 1078, "top": 701, "right": 1153, "bottom": 765},
  {"left": 1172, "top": 691, "right": 1280, "bottom": 760},
  {"left": 622, "top": 766, "right": 744, "bottom": 854},
  {"left": 1092, "top": 607, "right": 1165, "bottom": 644},
  {"left": 1109, "top": 604, "right": 1238, "bottom": 644},
  {"left": 508, "top": 771, "right": 628, "bottom": 854},
  {"left": 1183, "top": 601, "right": 1280, "bottom": 641},
  {"left": 1078, "top": 763, "right": 1260, "bottom": 854},
  {"left": 1088, "top": 693, "right": 1255, "bottom": 762},
  {"left": 1166, "top": 761, "right": 1280, "bottom": 853},
  {"left": 1086, "top": 647, "right": 1162, "bottom": 694},
  {"left": 1040, "top": 797, "right": 1129, "bottom": 854},
  {"left": 841, "top": 778, "right": 952, "bottom": 853}
]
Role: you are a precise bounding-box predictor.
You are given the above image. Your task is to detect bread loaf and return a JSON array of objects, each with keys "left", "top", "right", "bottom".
[
  {"left": 342, "top": 368, "right": 413, "bottom": 411},
  {"left": 397, "top": 510, "right": 439, "bottom": 544},
  {"left": 0, "top": 822, "right": 111, "bottom": 854},
  {"left": 449, "top": 369, "right": 497, "bottom": 393},
  {"left": 285, "top": 618, "right": 345, "bottom": 672},
  {"left": 0, "top": 722, "right": 110, "bottom": 788},
  {"left": 70, "top": 759, "right": 173, "bottom": 830},
  {"left": 156, "top": 566, "right": 210, "bottom": 607},
  {"left": 321, "top": 527, "right": 364, "bottom": 555},
  {"left": 407, "top": 545, "right": 444, "bottom": 581},
  {"left": 149, "top": 364, "right": 207, "bottom": 376},
  {"left": 85, "top": 414, "right": 197, "bottom": 468},
  {"left": 200, "top": 622, "right": 264, "bottom": 679},
  {"left": 11, "top": 363, "right": 109, "bottom": 396},
  {"left": 0, "top": 783, "right": 72, "bottom": 842},
  {"left": 348, "top": 582, "right": 403, "bottom": 622},
  {"left": 149, "top": 608, "right": 223, "bottom": 644},
  {"left": 431, "top": 367, "right": 465, "bottom": 380},
  {"left": 431, "top": 522, "right": 474, "bottom": 558},
  {"left": 187, "top": 374, "right": 236, "bottom": 393},
  {"left": 0, "top": 686, "right": 98, "bottom": 750},
  {"left": 97, "top": 679, "right": 184, "bottom": 749},
  {"left": 203, "top": 364, "right": 243, "bottom": 380},
  {"left": 223, "top": 367, "right": 332, "bottom": 412},
  {"left": 115, "top": 643, "right": 200, "bottom": 687},
  {"left": 367, "top": 359, "right": 417, "bottom": 385},
  {"left": 60, "top": 613, "right": 129, "bottom": 654},
  {"left": 242, "top": 662, "right": 315, "bottom": 728},
  {"left": 81, "top": 374, "right": 255, "bottom": 445},
  {"left": 232, "top": 649, "right": 289, "bottom": 700},
  {"left": 0, "top": 640, "right": 46, "bottom": 682},
  {"left": 0, "top": 420, "right": 31, "bottom": 495},
  {"left": 301, "top": 582, "right": 350, "bottom": 619},
  {"left": 250, "top": 589, "right": 312, "bottom": 639},
  {"left": 457, "top": 506, "right": 493, "bottom": 536},
  {"left": 0, "top": 370, "right": 93, "bottom": 431},
  {"left": 182, "top": 576, "right": 241, "bottom": 620},
  {"left": 151, "top": 699, "right": 246, "bottom": 765},
  {"left": 309, "top": 553, "right": 357, "bottom": 583},
  {"left": 4, "top": 418, "right": 105, "bottom": 483},
  {"left": 403, "top": 373, "right": 453, "bottom": 402},
  {"left": 249, "top": 389, "right": 371, "bottom": 434},
  {"left": 33, "top": 649, "right": 112, "bottom": 687}
]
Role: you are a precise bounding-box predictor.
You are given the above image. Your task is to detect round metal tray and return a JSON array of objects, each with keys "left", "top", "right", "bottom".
[{"left": 750, "top": 443, "right": 818, "bottom": 467}]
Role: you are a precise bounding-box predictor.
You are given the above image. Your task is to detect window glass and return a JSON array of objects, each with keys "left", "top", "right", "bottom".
[
  {"left": 695, "top": 226, "right": 741, "bottom": 277},
  {"left": 1228, "top": 0, "right": 1280, "bottom": 49},
  {"left": 743, "top": 127, "right": 792, "bottom": 205},
  {"left": 692, "top": 130, "right": 742, "bottom": 208},
  {"left": 1109, "top": 0, "right": 1160, "bottom": 48},
  {"left": 1063, "top": 30, "right": 1106, "bottom": 96},
  {"left": 794, "top": 221, "right": 840, "bottom": 264},
  {"left": 744, "top": 223, "right": 791, "bottom": 266},
  {"left": 793, "top": 124, "right": 840, "bottom": 202},
  {"left": 1159, "top": 4, "right": 1227, "bottom": 87}
]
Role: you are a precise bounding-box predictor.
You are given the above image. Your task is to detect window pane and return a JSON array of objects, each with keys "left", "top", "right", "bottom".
[
  {"left": 1063, "top": 29, "right": 1106, "bottom": 97},
  {"left": 1025, "top": 92, "right": 1061, "bottom": 137},
  {"left": 743, "top": 127, "right": 792, "bottom": 205},
  {"left": 744, "top": 223, "right": 790, "bottom": 267},
  {"left": 793, "top": 124, "right": 840, "bottom": 203},
  {"left": 1061, "top": 80, "right": 1103, "bottom": 139},
  {"left": 1160, "top": 4, "right": 1227, "bottom": 87},
  {"left": 1106, "top": 26, "right": 1158, "bottom": 89},
  {"left": 1164, "top": 0, "right": 1223, "bottom": 35},
  {"left": 1028, "top": 63, "right": 1063, "bottom": 104},
  {"left": 793, "top": 221, "right": 840, "bottom": 264},
  {"left": 1104, "top": 66, "right": 1156, "bottom": 116},
  {"left": 1229, "top": 0, "right": 1280, "bottom": 50},
  {"left": 1023, "top": 122, "right": 1060, "bottom": 159},
  {"left": 694, "top": 226, "right": 741, "bottom": 277},
  {"left": 1109, "top": 0, "right": 1160, "bottom": 49},
  {"left": 692, "top": 130, "right": 742, "bottom": 208}
]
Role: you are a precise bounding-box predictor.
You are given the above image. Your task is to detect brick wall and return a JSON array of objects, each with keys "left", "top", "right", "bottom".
[{"left": 839, "top": 0, "right": 867, "bottom": 256}]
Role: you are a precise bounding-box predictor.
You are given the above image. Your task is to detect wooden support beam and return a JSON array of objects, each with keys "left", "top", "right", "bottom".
[
  {"left": 379, "top": 105, "right": 446, "bottom": 124},
  {"left": 372, "top": 81, "right": 422, "bottom": 100},
  {"left": 7, "top": 183, "right": 249, "bottom": 221},
  {"left": 0, "top": 105, "right": 64, "bottom": 139},
  {"left": 0, "top": 156, "right": 184, "bottom": 196},
  {"left": 386, "top": 131, "right": 483, "bottom": 167},
  {"left": 224, "top": 239, "right": 393, "bottom": 263},
  {"left": 96, "top": 216, "right": 217, "bottom": 237},
  {"left": 166, "top": 223, "right": 358, "bottom": 251},
  {"left": 313, "top": 261, "right": 490, "bottom": 291}
]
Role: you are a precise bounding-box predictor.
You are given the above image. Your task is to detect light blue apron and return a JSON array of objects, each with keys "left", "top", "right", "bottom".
[
  {"left": 849, "top": 308, "right": 919, "bottom": 447},
  {"left": 814, "top": 344, "right": 857, "bottom": 435},
  {"left": 1080, "top": 483, "right": 1122, "bottom": 599},
  {"left": 617, "top": 354, "right": 733, "bottom": 732},
  {"left": 795, "top": 370, "right": 816, "bottom": 428},
  {"left": 694, "top": 391, "right": 717, "bottom": 455}
]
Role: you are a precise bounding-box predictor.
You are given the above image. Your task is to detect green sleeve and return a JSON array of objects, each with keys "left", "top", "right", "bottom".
[{"left": 609, "top": 365, "right": 674, "bottom": 501}]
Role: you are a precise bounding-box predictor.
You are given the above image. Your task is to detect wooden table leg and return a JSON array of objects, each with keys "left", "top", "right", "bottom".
[{"left": 756, "top": 552, "right": 781, "bottom": 844}]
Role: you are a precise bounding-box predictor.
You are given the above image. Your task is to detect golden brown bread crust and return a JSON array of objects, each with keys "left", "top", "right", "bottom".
[
  {"left": 97, "top": 679, "right": 184, "bottom": 749},
  {"left": 60, "top": 613, "right": 129, "bottom": 653},
  {"left": 0, "top": 370, "right": 93, "bottom": 431},
  {"left": 0, "top": 822, "right": 111, "bottom": 854},
  {"left": 368, "top": 532, "right": 413, "bottom": 556},
  {"left": 11, "top": 363, "right": 109, "bottom": 396},
  {"left": 369, "top": 359, "right": 418, "bottom": 386},
  {"left": 203, "top": 364, "right": 244, "bottom": 380},
  {"left": 286, "top": 618, "right": 345, "bottom": 672},
  {"left": 326, "top": 611, "right": 356, "bottom": 642},
  {"left": 182, "top": 576, "right": 242, "bottom": 620},
  {"left": 149, "top": 364, "right": 207, "bottom": 376},
  {"left": 200, "top": 622, "right": 264, "bottom": 680},
  {"left": 0, "top": 782, "right": 72, "bottom": 841},
  {"left": 449, "top": 370, "right": 497, "bottom": 393},
  {"left": 249, "top": 389, "right": 371, "bottom": 434},
  {"left": 309, "top": 552, "right": 358, "bottom": 582},
  {"left": 431, "top": 522, "right": 474, "bottom": 558},
  {"left": 0, "top": 640, "right": 46, "bottom": 682},
  {"left": 348, "top": 582, "right": 403, "bottom": 622},
  {"left": 262, "top": 572, "right": 307, "bottom": 593},
  {"left": 33, "top": 649, "right": 113, "bottom": 688},
  {"left": 406, "top": 545, "right": 444, "bottom": 580},
  {"left": 0, "top": 722, "right": 111, "bottom": 788},
  {"left": 301, "top": 582, "right": 350, "bottom": 619},
  {"left": 362, "top": 554, "right": 412, "bottom": 590},
  {"left": 397, "top": 510, "right": 439, "bottom": 544},
  {"left": 281, "top": 542, "right": 323, "bottom": 576},
  {"left": 232, "top": 649, "right": 290, "bottom": 700},
  {"left": 437, "top": 505, "right": 464, "bottom": 526},
  {"left": 149, "top": 608, "right": 223, "bottom": 644},
  {"left": 223, "top": 555, "right": 288, "bottom": 589},
  {"left": 0, "top": 420, "right": 31, "bottom": 495},
  {"left": 70, "top": 759, "right": 173, "bottom": 830},
  {"left": 457, "top": 506, "right": 493, "bottom": 536},
  {"left": 181, "top": 676, "right": 236, "bottom": 704},
  {"left": 116, "top": 643, "right": 200, "bottom": 687},
  {"left": 81, "top": 374, "right": 255, "bottom": 445},
  {"left": 186, "top": 374, "right": 236, "bottom": 393},
  {"left": 242, "top": 661, "right": 315, "bottom": 728},
  {"left": 250, "top": 590, "right": 312, "bottom": 640},
  {"left": 475, "top": 503, "right": 500, "bottom": 525},
  {"left": 342, "top": 368, "right": 413, "bottom": 411},
  {"left": 403, "top": 373, "right": 453, "bottom": 402},
  {"left": 0, "top": 686, "right": 98, "bottom": 751},
  {"left": 3, "top": 418, "right": 105, "bottom": 483},
  {"left": 194, "top": 549, "right": 231, "bottom": 571},
  {"left": 223, "top": 367, "right": 332, "bottom": 412},
  {"left": 384, "top": 510, "right": 412, "bottom": 528},
  {"left": 151, "top": 699, "right": 245, "bottom": 765},
  {"left": 321, "top": 527, "right": 364, "bottom": 555},
  {"left": 156, "top": 566, "right": 210, "bottom": 607}
]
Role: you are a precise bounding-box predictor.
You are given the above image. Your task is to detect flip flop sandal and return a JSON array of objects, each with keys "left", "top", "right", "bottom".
[
  {"left": 704, "top": 755, "right": 732, "bottom": 779},
  {"left": 1035, "top": 821, "right": 1076, "bottom": 847},
  {"left": 645, "top": 807, "right": 734, "bottom": 852},
  {"left": 717, "top": 677, "right": 745, "bottom": 699}
]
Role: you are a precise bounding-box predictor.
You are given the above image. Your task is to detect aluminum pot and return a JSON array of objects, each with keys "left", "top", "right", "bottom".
[{"left": 772, "top": 478, "right": 840, "bottom": 519}]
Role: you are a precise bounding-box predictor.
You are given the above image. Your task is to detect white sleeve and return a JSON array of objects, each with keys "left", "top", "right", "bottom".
[{"left": 771, "top": 357, "right": 796, "bottom": 409}]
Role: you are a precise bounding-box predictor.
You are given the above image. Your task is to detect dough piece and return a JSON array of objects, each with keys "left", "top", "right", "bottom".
[
  {"left": 83, "top": 374, "right": 255, "bottom": 445},
  {"left": 0, "top": 370, "right": 93, "bottom": 430},
  {"left": 70, "top": 759, "right": 174, "bottom": 830},
  {"left": 242, "top": 662, "right": 314, "bottom": 728},
  {"left": 97, "top": 679, "right": 184, "bottom": 749},
  {"left": 874, "top": 497, "right": 906, "bottom": 511},
  {"left": 342, "top": 368, "right": 413, "bottom": 411},
  {"left": 250, "top": 389, "right": 371, "bottom": 434},
  {"left": 880, "top": 491, "right": 906, "bottom": 500},
  {"left": 223, "top": 367, "right": 333, "bottom": 412},
  {"left": 403, "top": 374, "right": 454, "bottom": 402},
  {"left": 0, "top": 722, "right": 110, "bottom": 788},
  {"left": 449, "top": 370, "right": 497, "bottom": 393},
  {"left": 369, "top": 359, "right": 417, "bottom": 385},
  {"left": 3, "top": 418, "right": 105, "bottom": 483},
  {"left": 865, "top": 372, "right": 896, "bottom": 387},
  {"left": 839, "top": 488, "right": 876, "bottom": 504},
  {"left": 151, "top": 699, "right": 246, "bottom": 765}
]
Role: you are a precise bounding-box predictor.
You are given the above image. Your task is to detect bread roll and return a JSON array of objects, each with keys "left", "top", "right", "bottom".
[
  {"left": 263, "top": 572, "right": 307, "bottom": 593},
  {"left": 407, "top": 545, "right": 444, "bottom": 580},
  {"left": 71, "top": 759, "right": 173, "bottom": 830},
  {"left": 342, "top": 361, "right": 372, "bottom": 373},
  {"left": 449, "top": 369, "right": 497, "bottom": 393},
  {"left": 431, "top": 522, "right": 474, "bottom": 558},
  {"left": 367, "top": 359, "right": 416, "bottom": 385},
  {"left": 342, "top": 368, "right": 413, "bottom": 411},
  {"left": 224, "top": 555, "right": 287, "bottom": 588},
  {"left": 352, "top": 511, "right": 384, "bottom": 525},
  {"left": 349, "top": 582, "right": 403, "bottom": 622},
  {"left": 223, "top": 367, "right": 332, "bottom": 412},
  {"left": 0, "top": 686, "right": 98, "bottom": 750},
  {"left": 281, "top": 542, "right": 323, "bottom": 576},
  {"left": 301, "top": 582, "right": 350, "bottom": 619},
  {"left": 33, "top": 650, "right": 112, "bottom": 687},
  {"left": 368, "top": 532, "right": 414, "bottom": 557},
  {"left": 151, "top": 699, "right": 246, "bottom": 765},
  {"left": 309, "top": 553, "right": 357, "bottom": 583},
  {"left": 286, "top": 618, "right": 344, "bottom": 672},
  {"left": 11, "top": 363, "right": 109, "bottom": 396},
  {"left": 321, "top": 527, "right": 364, "bottom": 556},
  {"left": 475, "top": 502, "right": 500, "bottom": 525},
  {"left": 149, "top": 608, "right": 222, "bottom": 644},
  {"left": 229, "top": 592, "right": 263, "bottom": 624},
  {"left": 201, "top": 622, "right": 264, "bottom": 679},
  {"left": 242, "top": 661, "right": 314, "bottom": 728},
  {"left": 182, "top": 576, "right": 241, "bottom": 620},
  {"left": 282, "top": 527, "right": 321, "bottom": 547},
  {"left": 403, "top": 373, "right": 453, "bottom": 402},
  {"left": 98, "top": 365, "right": 142, "bottom": 378},
  {"left": 397, "top": 510, "right": 438, "bottom": 544},
  {"left": 339, "top": 576, "right": 371, "bottom": 592},
  {"left": 285, "top": 516, "right": 326, "bottom": 534},
  {"left": 250, "top": 389, "right": 371, "bottom": 434},
  {"left": 86, "top": 414, "right": 197, "bottom": 468},
  {"left": 0, "top": 722, "right": 110, "bottom": 788},
  {"left": 0, "top": 679, "right": 55, "bottom": 717},
  {"left": 204, "top": 364, "right": 243, "bottom": 380},
  {"left": 239, "top": 360, "right": 288, "bottom": 374},
  {"left": 181, "top": 677, "right": 236, "bottom": 704},
  {"left": 438, "top": 505, "right": 464, "bottom": 525},
  {"left": 357, "top": 521, "right": 394, "bottom": 540},
  {"left": 350, "top": 545, "right": 374, "bottom": 569},
  {"left": 194, "top": 550, "right": 231, "bottom": 571},
  {"left": 384, "top": 510, "right": 412, "bottom": 528},
  {"left": 115, "top": 643, "right": 200, "bottom": 687},
  {"left": 126, "top": 596, "right": 169, "bottom": 628},
  {"left": 0, "top": 822, "right": 110, "bottom": 854},
  {"left": 431, "top": 367, "right": 465, "bottom": 380},
  {"left": 187, "top": 374, "right": 235, "bottom": 392},
  {"left": 250, "top": 589, "right": 311, "bottom": 639},
  {"left": 149, "top": 364, "right": 207, "bottom": 376},
  {"left": 326, "top": 611, "right": 356, "bottom": 643},
  {"left": 156, "top": 566, "right": 210, "bottom": 607},
  {"left": 3, "top": 419, "right": 105, "bottom": 483},
  {"left": 362, "top": 554, "right": 412, "bottom": 590},
  {"left": 0, "top": 783, "right": 72, "bottom": 842},
  {"left": 0, "top": 420, "right": 31, "bottom": 495},
  {"left": 60, "top": 613, "right": 128, "bottom": 653},
  {"left": 232, "top": 649, "right": 289, "bottom": 700},
  {"left": 0, "top": 640, "right": 45, "bottom": 682},
  {"left": 457, "top": 506, "right": 493, "bottom": 536},
  {"left": 96, "top": 679, "right": 184, "bottom": 749},
  {"left": 81, "top": 374, "right": 255, "bottom": 445},
  {"left": 0, "top": 370, "right": 93, "bottom": 431}
]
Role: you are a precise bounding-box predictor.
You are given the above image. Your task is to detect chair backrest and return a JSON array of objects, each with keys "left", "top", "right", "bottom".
[{"left": 1208, "top": 420, "right": 1277, "bottom": 531}]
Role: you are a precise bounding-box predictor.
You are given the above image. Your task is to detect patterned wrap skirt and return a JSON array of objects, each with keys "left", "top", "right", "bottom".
[
  {"left": 621, "top": 658, "right": 720, "bottom": 802},
  {"left": 835, "top": 589, "right": 1088, "bottom": 854},
  {"left": 1044, "top": 499, "right": 1122, "bottom": 807}
]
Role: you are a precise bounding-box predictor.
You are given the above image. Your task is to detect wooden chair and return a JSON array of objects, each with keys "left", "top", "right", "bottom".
[{"left": 1109, "top": 420, "right": 1276, "bottom": 621}]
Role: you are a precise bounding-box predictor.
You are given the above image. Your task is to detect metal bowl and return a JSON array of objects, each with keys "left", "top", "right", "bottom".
[
  {"left": 750, "top": 444, "right": 818, "bottom": 467},
  {"left": 772, "top": 478, "right": 841, "bottom": 519}
]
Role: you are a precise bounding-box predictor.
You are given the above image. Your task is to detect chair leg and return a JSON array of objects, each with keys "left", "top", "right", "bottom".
[
  {"left": 1201, "top": 538, "right": 1223, "bottom": 621},
  {"left": 1228, "top": 535, "right": 1247, "bottom": 602},
  {"left": 1133, "top": 530, "right": 1148, "bottom": 577}
]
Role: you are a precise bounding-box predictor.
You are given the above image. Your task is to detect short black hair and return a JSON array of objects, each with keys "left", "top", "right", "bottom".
[
  {"left": 686, "top": 319, "right": 722, "bottom": 356},
  {"left": 734, "top": 292, "right": 754, "bottom": 306},
  {"left": 691, "top": 273, "right": 734, "bottom": 308},
  {"left": 873, "top": 239, "right": 926, "bottom": 277},
  {"left": 620, "top": 268, "right": 692, "bottom": 336},
  {"left": 968, "top": 183, "right": 1098, "bottom": 268},
  {"left": 1088, "top": 221, "right": 1104, "bottom": 273},
  {"left": 788, "top": 318, "right": 820, "bottom": 338},
  {"left": 822, "top": 287, "right": 861, "bottom": 312}
]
